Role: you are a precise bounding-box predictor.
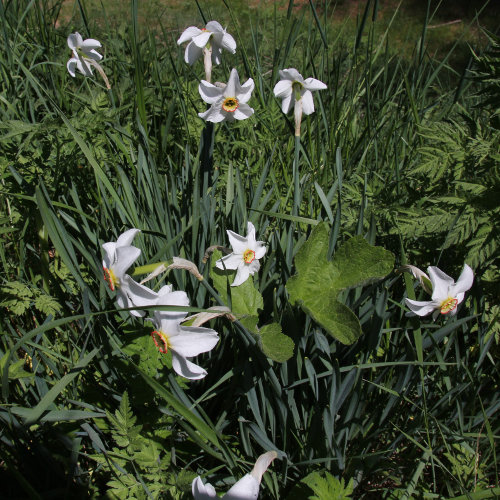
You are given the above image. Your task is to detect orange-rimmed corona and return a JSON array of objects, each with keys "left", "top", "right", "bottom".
[
  {"left": 440, "top": 297, "right": 458, "bottom": 315},
  {"left": 222, "top": 97, "right": 239, "bottom": 112},
  {"left": 151, "top": 330, "right": 171, "bottom": 354},
  {"left": 103, "top": 266, "right": 117, "bottom": 291},
  {"left": 243, "top": 249, "right": 256, "bottom": 264}
]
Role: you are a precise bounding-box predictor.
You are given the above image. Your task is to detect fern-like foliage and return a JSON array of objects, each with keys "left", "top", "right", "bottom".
[
  {"left": 301, "top": 471, "right": 354, "bottom": 500},
  {"left": 92, "top": 391, "right": 193, "bottom": 499}
]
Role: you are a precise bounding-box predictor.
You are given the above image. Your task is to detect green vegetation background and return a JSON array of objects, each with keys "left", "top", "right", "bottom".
[{"left": 0, "top": 0, "right": 499, "bottom": 498}]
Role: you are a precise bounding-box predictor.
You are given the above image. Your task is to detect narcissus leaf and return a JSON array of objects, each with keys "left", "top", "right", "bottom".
[{"left": 287, "top": 223, "right": 394, "bottom": 344}]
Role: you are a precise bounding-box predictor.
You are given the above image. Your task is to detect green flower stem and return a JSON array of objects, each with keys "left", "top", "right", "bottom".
[{"left": 131, "top": 261, "right": 170, "bottom": 276}]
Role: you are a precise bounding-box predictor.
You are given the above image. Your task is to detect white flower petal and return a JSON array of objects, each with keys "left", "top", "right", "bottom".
[
  {"left": 113, "top": 246, "right": 141, "bottom": 278},
  {"left": 281, "top": 93, "right": 293, "bottom": 114},
  {"left": 67, "top": 58, "right": 78, "bottom": 77},
  {"left": 198, "top": 104, "right": 226, "bottom": 123},
  {"left": 301, "top": 90, "right": 315, "bottom": 115},
  {"left": 246, "top": 222, "right": 257, "bottom": 247},
  {"left": 254, "top": 244, "right": 266, "bottom": 260},
  {"left": 199, "top": 81, "right": 224, "bottom": 104},
  {"left": 80, "top": 38, "right": 102, "bottom": 51},
  {"left": 216, "top": 253, "right": 243, "bottom": 271},
  {"left": 86, "top": 49, "right": 103, "bottom": 61},
  {"left": 171, "top": 352, "right": 208, "bottom": 380},
  {"left": 116, "top": 228, "right": 140, "bottom": 247},
  {"left": 279, "top": 68, "right": 304, "bottom": 83},
  {"left": 185, "top": 41, "right": 203, "bottom": 65},
  {"left": 177, "top": 26, "right": 202, "bottom": 45},
  {"left": 428, "top": 266, "right": 454, "bottom": 302},
  {"left": 211, "top": 45, "right": 223, "bottom": 65},
  {"left": 193, "top": 31, "right": 212, "bottom": 48},
  {"left": 237, "top": 79, "right": 255, "bottom": 104},
  {"left": 247, "top": 260, "right": 261, "bottom": 275},
  {"left": 222, "top": 474, "right": 260, "bottom": 500},
  {"left": 233, "top": 103, "right": 254, "bottom": 120},
  {"left": 76, "top": 57, "right": 93, "bottom": 77},
  {"left": 67, "top": 32, "right": 83, "bottom": 50},
  {"left": 273, "top": 79, "right": 293, "bottom": 98},
  {"left": 303, "top": 77, "right": 327, "bottom": 91},
  {"left": 232, "top": 265, "right": 250, "bottom": 287},
  {"left": 169, "top": 327, "right": 219, "bottom": 358},
  {"left": 192, "top": 476, "right": 217, "bottom": 499},
  {"left": 221, "top": 32, "right": 237, "bottom": 53},
  {"left": 227, "top": 229, "right": 248, "bottom": 254},
  {"left": 450, "top": 264, "right": 474, "bottom": 296},
  {"left": 405, "top": 298, "right": 436, "bottom": 317},
  {"left": 206, "top": 20, "right": 224, "bottom": 33},
  {"left": 224, "top": 68, "right": 240, "bottom": 98}
]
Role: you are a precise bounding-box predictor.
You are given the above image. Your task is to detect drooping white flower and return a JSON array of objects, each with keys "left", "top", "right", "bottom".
[
  {"left": 66, "top": 32, "right": 103, "bottom": 78},
  {"left": 150, "top": 285, "right": 219, "bottom": 380},
  {"left": 102, "top": 229, "right": 158, "bottom": 317},
  {"left": 177, "top": 20, "right": 236, "bottom": 66},
  {"left": 273, "top": 68, "right": 327, "bottom": 115},
  {"left": 273, "top": 68, "right": 327, "bottom": 136},
  {"left": 216, "top": 222, "right": 266, "bottom": 287},
  {"left": 198, "top": 68, "right": 254, "bottom": 123},
  {"left": 405, "top": 264, "right": 474, "bottom": 320},
  {"left": 192, "top": 451, "right": 278, "bottom": 500}
]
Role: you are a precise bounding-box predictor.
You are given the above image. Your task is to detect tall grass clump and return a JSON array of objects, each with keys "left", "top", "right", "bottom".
[{"left": 0, "top": 0, "right": 498, "bottom": 498}]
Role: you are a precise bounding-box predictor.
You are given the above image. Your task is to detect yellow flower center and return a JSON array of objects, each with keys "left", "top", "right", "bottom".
[
  {"left": 243, "top": 249, "right": 256, "bottom": 264},
  {"left": 103, "top": 267, "right": 118, "bottom": 291},
  {"left": 151, "top": 330, "right": 172, "bottom": 354},
  {"left": 222, "top": 97, "right": 239, "bottom": 112},
  {"left": 440, "top": 297, "right": 458, "bottom": 314}
]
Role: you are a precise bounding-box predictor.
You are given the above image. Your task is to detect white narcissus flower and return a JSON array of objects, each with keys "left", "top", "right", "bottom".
[
  {"left": 66, "top": 32, "right": 103, "bottom": 78},
  {"left": 405, "top": 264, "right": 474, "bottom": 320},
  {"left": 192, "top": 451, "right": 278, "bottom": 500},
  {"left": 102, "top": 229, "right": 158, "bottom": 317},
  {"left": 273, "top": 68, "right": 327, "bottom": 116},
  {"left": 216, "top": 222, "right": 266, "bottom": 287},
  {"left": 177, "top": 20, "right": 236, "bottom": 66},
  {"left": 198, "top": 68, "right": 254, "bottom": 123},
  {"left": 273, "top": 68, "right": 327, "bottom": 136},
  {"left": 150, "top": 285, "right": 219, "bottom": 380}
]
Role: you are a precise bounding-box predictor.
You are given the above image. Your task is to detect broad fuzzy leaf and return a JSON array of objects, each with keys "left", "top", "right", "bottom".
[{"left": 287, "top": 223, "right": 394, "bottom": 344}]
